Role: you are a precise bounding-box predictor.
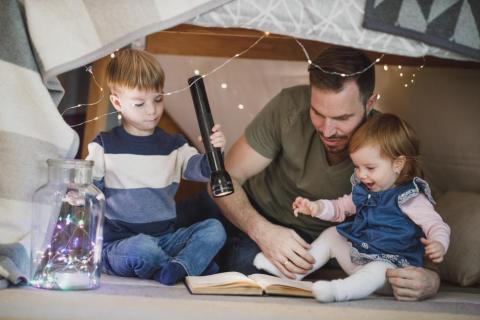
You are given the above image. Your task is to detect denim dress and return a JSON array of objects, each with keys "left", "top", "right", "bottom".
[{"left": 336, "top": 176, "right": 435, "bottom": 267}]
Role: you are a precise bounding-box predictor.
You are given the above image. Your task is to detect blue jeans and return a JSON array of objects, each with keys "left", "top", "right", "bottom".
[
  {"left": 102, "top": 218, "right": 226, "bottom": 278},
  {"left": 176, "top": 191, "right": 261, "bottom": 275}
]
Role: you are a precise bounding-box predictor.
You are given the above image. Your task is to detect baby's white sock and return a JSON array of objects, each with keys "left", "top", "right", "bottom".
[
  {"left": 253, "top": 253, "right": 304, "bottom": 279},
  {"left": 312, "top": 281, "right": 335, "bottom": 302},
  {"left": 313, "top": 261, "right": 394, "bottom": 302}
]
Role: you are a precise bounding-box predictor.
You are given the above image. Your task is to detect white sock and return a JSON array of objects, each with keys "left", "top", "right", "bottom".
[
  {"left": 313, "top": 261, "right": 393, "bottom": 302},
  {"left": 312, "top": 281, "right": 335, "bottom": 303},
  {"left": 253, "top": 253, "right": 291, "bottom": 279}
]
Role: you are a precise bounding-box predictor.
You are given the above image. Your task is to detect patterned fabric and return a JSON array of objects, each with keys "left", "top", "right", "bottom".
[
  {"left": 86, "top": 126, "right": 211, "bottom": 243},
  {"left": 193, "top": 0, "right": 472, "bottom": 61},
  {"left": 364, "top": 0, "right": 480, "bottom": 60}
]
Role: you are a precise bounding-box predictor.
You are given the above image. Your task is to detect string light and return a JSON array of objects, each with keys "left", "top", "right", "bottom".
[
  {"left": 295, "top": 38, "right": 385, "bottom": 77},
  {"left": 382, "top": 55, "right": 426, "bottom": 89},
  {"left": 30, "top": 194, "right": 99, "bottom": 289},
  {"left": 61, "top": 66, "right": 104, "bottom": 117},
  {"left": 66, "top": 31, "right": 426, "bottom": 128},
  {"left": 70, "top": 111, "right": 118, "bottom": 128}
]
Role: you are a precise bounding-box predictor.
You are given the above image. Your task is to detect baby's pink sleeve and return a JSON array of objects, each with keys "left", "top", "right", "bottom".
[
  {"left": 314, "top": 194, "right": 357, "bottom": 222},
  {"left": 401, "top": 194, "right": 451, "bottom": 252}
]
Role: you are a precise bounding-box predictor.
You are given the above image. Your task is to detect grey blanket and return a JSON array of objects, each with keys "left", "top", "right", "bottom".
[
  {"left": 0, "top": 0, "right": 78, "bottom": 288},
  {"left": 363, "top": 0, "right": 480, "bottom": 60}
]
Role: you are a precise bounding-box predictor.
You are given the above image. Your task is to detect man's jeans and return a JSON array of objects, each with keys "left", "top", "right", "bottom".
[
  {"left": 102, "top": 218, "right": 226, "bottom": 278},
  {"left": 176, "top": 191, "right": 262, "bottom": 275}
]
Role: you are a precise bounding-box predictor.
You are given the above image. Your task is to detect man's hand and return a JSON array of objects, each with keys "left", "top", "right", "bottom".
[
  {"left": 254, "top": 222, "right": 315, "bottom": 279},
  {"left": 386, "top": 266, "right": 440, "bottom": 301}
]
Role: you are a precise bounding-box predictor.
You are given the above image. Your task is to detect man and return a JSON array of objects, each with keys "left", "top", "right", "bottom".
[{"left": 211, "top": 46, "right": 440, "bottom": 301}]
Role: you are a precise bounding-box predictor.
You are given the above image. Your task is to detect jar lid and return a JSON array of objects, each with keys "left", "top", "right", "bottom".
[{"left": 47, "top": 159, "right": 94, "bottom": 168}]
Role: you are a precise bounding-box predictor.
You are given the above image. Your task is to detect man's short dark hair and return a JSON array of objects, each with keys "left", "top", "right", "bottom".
[{"left": 308, "top": 46, "right": 375, "bottom": 106}]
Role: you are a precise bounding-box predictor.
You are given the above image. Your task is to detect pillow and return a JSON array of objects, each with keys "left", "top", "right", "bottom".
[{"left": 436, "top": 191, "right": 480, "bottom": 286}]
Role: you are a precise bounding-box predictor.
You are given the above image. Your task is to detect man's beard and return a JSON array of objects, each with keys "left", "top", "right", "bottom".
[{"left": 318, "top": 112, "right": 368, "bottom": 154}]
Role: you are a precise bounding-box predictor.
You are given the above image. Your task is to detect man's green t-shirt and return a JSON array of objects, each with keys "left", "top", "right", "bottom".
[{"left": 244, "top": 85, "right": 354, "bottom": 241}]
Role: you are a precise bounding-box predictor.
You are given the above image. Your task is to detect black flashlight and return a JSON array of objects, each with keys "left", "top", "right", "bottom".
[{"left": 188, "top": 75, "right": 234, "bottom": 197}]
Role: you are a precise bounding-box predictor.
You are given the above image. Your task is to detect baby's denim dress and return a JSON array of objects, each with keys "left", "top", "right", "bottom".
[{"left": 336, "top": 176, "right": 435, "bottom": 267}]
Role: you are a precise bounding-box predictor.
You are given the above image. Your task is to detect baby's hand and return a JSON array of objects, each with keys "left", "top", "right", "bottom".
[
  {"left": 292, "top": 197, "right": 323, "bottom": 217},
  {"left": 421, "top": 238, "right": 445, "bottom": 263},
  {"left": 198, "top": 124, "right": 226, "bottom": 152}
]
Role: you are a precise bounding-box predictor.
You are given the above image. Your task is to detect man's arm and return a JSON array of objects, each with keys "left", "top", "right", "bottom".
[
  {"left": 212, "top": 135, "right": 314, "bottom": 278},
  {"left": 386, "top": 266, "right": 440, "bottom": 301}
]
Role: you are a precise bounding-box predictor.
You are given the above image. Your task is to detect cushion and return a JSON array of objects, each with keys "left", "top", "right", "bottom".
[{"left": 436, "top": 191, "right": 480, "bottom": 286}]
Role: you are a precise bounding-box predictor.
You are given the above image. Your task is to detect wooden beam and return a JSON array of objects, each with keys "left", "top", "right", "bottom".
[{"left": 147, "top": 24, "right": 480, "bottom": 69}]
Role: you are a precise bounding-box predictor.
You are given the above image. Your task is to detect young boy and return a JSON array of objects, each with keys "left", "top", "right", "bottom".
[{"left": 86, "top": 49, "right": 227, "bottom": 285}]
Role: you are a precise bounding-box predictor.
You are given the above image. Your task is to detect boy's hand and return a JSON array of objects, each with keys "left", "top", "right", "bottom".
[
  {"left": 210, "top": 124, "right": 226, "bottom": 152},
  {"left": 292, "top": 197, "right": 322, "bottom": 217},
  {"left": 198, "top": 124, "right": 226, "bottom": 152},
  {"left": 421, "top": 238, "right": 445, "bottom": 263}
]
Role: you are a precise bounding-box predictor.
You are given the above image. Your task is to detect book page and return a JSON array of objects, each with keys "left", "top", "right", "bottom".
[
  {"left": 186, "top": 272, "right": 251, "bottom": 286},
  {"left": 248, "top": 273, "right": 313, "bottom": 297},
  {"left": 185, "top": 272, "right": 263, "bottom": 295}
]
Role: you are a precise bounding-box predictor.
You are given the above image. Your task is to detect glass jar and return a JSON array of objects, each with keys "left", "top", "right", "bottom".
[{"left": 31, "top": 159, "right": 105, "bottom": 290}]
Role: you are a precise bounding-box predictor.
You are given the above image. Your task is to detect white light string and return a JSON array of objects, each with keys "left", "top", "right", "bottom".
[
  {"left": 294, "top": 38, "right": 385, "bottom": 77},
  {"left": 66, "top": 32, "right": 426, "bottom": 128},
  {"left": 61, "top": 66, "right": 104, "bottom": 117}
]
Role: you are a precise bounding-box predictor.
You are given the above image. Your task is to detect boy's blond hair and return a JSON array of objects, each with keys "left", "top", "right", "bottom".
[
  {"left": 106, "top": 48, "right": 165, "bottom": 93},
  {"left": 349, "top": 113, "right": 422, "bottom": 185}
]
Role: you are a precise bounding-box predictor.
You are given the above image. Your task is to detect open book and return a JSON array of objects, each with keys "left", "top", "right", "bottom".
[{"left": 185, "top": 272, "right": 313, "bottom": 297}]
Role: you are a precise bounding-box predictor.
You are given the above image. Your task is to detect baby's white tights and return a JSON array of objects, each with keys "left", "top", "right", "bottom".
[{"left": 253, "top": 227, "right": 395, "bottom": 302}]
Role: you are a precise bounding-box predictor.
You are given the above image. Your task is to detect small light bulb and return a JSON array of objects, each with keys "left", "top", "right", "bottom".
[
  {"left": 194, "top": 69, "right": 200, "bottom": 75},
  {"left": 399, "top": 72, "right": 403, "bottom": 77},
  {"left": 238, "top": 104, "right": 244, "bottom": 110},
  {"left": 307, "top": 59, "right": 312, "bottom": 64},
  {"left": 411, "top": 79, "right": 414, "bottom": 83},
  {"left": 375, "top": 58, "right": 381, "bottom": 63},
  {"left": 110, "top": 53, "right": 115, "bottom": 58},
  {"left": 265, "top": 31, "right": 270, "bottom": 36},
  {"left": 412, "top": 74, "right": 416, "bottom": 77},
  {"left": 340, "top": 73, "right": 346, "bottom": 77},
  {"left": 383, "top": 65, "right": 388, "bottom": 71},
  {"left": 398, "top": 65, "right": 402, "bottom": 69},
  {"left": 221, "top": 83, "right": 228, "bottom": 89},
  {"left": 404, "top": 84, "right": 408, "bottom": 87}
]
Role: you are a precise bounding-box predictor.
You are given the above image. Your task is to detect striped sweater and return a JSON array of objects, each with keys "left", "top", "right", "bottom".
[{"left": 86, "top": 126, "right": 211, "bottom": 243}]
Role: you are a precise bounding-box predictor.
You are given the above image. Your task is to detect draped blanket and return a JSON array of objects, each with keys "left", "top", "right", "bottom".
[
  {"left": 1, "top": 0, "right": 477, "bottom": 290},
  {"left": 363, "top": 0, "right": 480, "bottom": 60},
  {"left": 0, "top": 0, "right": 78, "bottom": 287}
]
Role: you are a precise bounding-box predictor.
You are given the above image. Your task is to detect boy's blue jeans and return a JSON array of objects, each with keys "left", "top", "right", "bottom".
[
  {"left": 101, "top": 218, "right": 226, "bottom": 279},
  {"left": 176, "top": 191, "right": 262, "bottom": 275}
]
